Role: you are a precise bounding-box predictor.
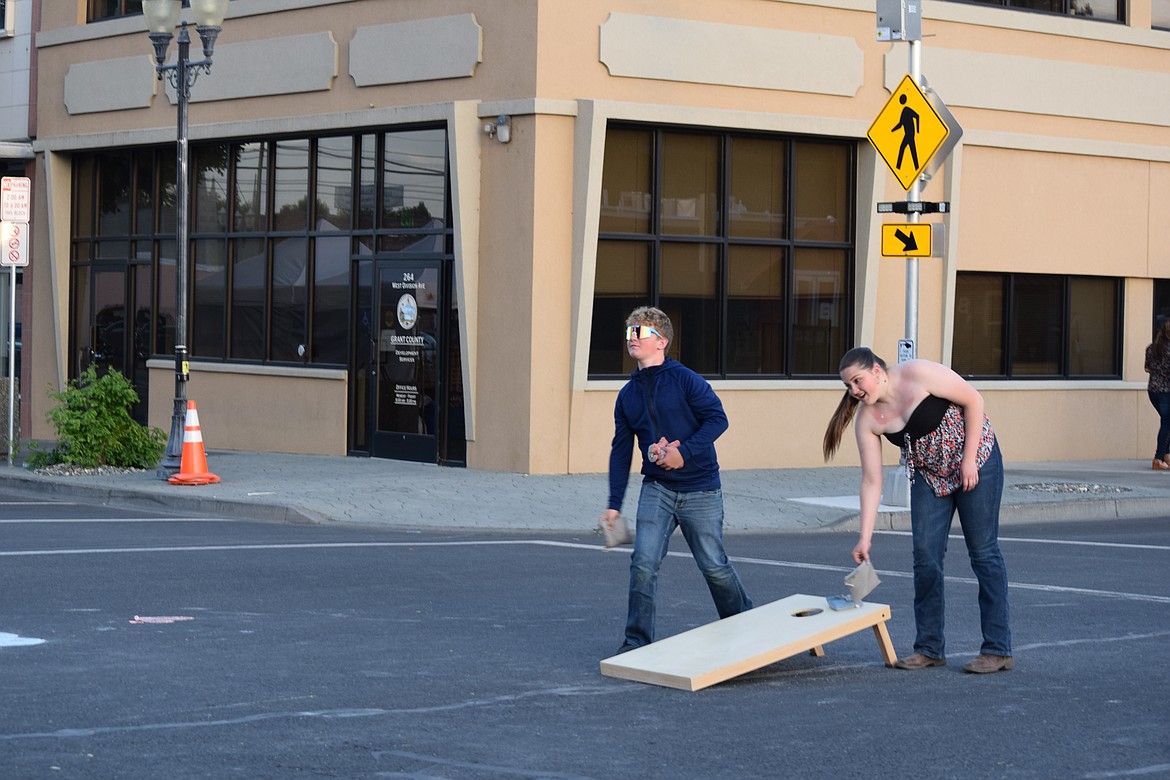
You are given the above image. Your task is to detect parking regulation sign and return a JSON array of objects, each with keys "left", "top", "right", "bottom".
[{"left": 0, "top": 177, "right": 30, "bottom": 223}]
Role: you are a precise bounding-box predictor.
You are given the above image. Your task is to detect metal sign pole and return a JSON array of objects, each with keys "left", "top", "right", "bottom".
[
  {"left": 905, "top": 39, "right": 922, "bottom": 361},
  {"left": 7, "top": 262, "right": 13, "bottom": 465}
]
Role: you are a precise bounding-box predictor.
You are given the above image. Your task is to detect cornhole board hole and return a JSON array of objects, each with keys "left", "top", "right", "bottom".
[{"left": 600, "top": 593, "right": 896, "bottom": 691}]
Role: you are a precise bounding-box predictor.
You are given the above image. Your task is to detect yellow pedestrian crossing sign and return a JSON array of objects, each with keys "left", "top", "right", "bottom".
[{"left": 867, "top": 75, "right": 951, "bottom": 191}]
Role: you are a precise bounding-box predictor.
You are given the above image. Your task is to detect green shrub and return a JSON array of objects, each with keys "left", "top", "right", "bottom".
[{"left": 29, "top": 366, "right": 166, "bottom": 469}]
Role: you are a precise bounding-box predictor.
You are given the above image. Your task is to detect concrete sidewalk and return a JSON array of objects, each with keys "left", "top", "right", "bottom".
[{"left": 0, "top": 451, "right": 1166, "bottom": 533}]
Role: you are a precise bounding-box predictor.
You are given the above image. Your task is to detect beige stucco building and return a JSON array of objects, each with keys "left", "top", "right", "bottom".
[{"left": 14, "top": 0, "right": 1170, "bottom": 474}]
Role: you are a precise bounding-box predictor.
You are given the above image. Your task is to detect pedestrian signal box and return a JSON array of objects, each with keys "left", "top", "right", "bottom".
[{"left": 876, "top": 0, "right": 922, "bottom": 41}]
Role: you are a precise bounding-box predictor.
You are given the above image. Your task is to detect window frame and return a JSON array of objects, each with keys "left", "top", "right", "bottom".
[
  {"left": 588, "top": 123, "right": 856, "bottom": 381},
  {"left": 952, "top": 271, "right": 1123, "bottom": 380},
  {"left": 939, "top": 0, "right": 1125, "bottom": 24},
  {"left": 68, "top": 124, "right": 453, "bottom": 373},
  {"left": 87, "top": 0, "right": 144, "bottom": 23}
]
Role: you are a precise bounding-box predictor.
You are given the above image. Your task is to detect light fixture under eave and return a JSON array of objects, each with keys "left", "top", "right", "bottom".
[{"left": 494, "top": 115, "right": 511, "bottom": 144}]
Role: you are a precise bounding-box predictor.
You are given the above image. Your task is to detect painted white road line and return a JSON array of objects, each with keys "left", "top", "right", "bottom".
[
  {"left": 875, "top": 529, "right": 1170, "bottom": 552},
  {"left": 0, "top": 501, "right": 77, "bottom": 506},
  {"left": 2, "top": 538, "right": 1166, "bottom": 605},
  {"left": 0, "top": 540, "right": 538, "bottom": 556},
  {"left": 0, "top": 518, "right": 236, "bottom": 524},
  {"left": 0, "top": 632, "right": 46, "bottom": 647}
]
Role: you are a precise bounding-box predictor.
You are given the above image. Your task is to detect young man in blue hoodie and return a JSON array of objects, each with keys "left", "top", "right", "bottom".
[{"left": 601, "top": 306, "right": 753, "bottom": 653}]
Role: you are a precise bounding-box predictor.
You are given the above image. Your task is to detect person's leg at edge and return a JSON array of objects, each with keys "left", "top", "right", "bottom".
[
  {"left": 908, "top": 473, "right": 956, "bottom": 660},
  {"left": 954, "top": 441, "right": 1012, "bottom": 658},
  {"left": 675, "top": 489, "right": 753, "bottom": 618},
  {"left": 622, "top": 480, "right": 678, "bottom": 650},
  {"left": 1150, "top": 391, "right": 1170, "bottom": 461}
]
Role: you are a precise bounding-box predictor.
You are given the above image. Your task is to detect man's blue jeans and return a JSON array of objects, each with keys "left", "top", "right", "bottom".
[
  {"left": 624, "top": 480, "right": 753, "bottom": 648},
  {"left": 909, "top": 441, "right": 1012, "bottom": 659}
]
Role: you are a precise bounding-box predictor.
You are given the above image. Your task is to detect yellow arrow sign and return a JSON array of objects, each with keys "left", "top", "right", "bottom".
[
  {"left": 881, "top": 223, "right": 932, "bottom": 257},
  {"left": 867, "top": 75, "right": 951, "bottom": 191}
]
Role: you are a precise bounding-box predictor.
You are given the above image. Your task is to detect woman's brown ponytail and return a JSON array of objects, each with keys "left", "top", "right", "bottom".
[{"left": 822, "top": 347, "right": 887, "bottom": 461}]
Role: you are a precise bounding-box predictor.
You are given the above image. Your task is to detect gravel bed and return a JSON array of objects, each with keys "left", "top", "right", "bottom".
[{"left": 1011, "top": 482, "right": 1130, "bottom": 494}]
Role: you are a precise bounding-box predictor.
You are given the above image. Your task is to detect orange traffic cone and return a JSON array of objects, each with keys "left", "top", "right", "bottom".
[{"left": 168, "top": 400, "right": 221, "bottom": 486}]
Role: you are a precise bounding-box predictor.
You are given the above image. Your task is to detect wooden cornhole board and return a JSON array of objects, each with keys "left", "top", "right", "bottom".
[{"left": 600, "top": 593, "right": 896, "bottom": 691}]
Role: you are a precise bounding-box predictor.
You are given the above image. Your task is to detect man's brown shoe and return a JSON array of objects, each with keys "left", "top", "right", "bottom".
[
  {"left": 893, "top": 652, "right": 946, "bottom": 670},
  {"left": 962, "top": 654, "right": 1014, "bottom": 674}
]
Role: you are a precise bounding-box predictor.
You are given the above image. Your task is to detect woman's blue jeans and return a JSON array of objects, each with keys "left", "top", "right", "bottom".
[
  {"left": 1149, "top": 391, "right": 1170, "bottom": 459},
  {"left": 909, "top": 442, "right": 1012, "bottom": 659},
  {"left": 624, "top": 480, "right": 753, "bottom": 648}
]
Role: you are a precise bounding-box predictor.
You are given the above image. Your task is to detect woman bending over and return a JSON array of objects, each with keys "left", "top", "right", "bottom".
[{"left": 823, "top": 347, "right": 1013, "bottom": 674}]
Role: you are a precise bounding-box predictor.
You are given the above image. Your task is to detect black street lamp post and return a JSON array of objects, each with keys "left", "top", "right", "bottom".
[{"left": 142, "top": 0, "right": 228, "bottom": 478}]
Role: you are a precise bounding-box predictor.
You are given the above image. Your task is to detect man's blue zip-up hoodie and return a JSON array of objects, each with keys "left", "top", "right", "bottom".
[{"left": 607, "top": 357, "right": 729, "bottom": 512}]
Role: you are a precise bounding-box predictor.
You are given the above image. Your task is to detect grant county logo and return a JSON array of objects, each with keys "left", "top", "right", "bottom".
[{"left": 397, "top": 293, "right": 418, "bottom": 329}]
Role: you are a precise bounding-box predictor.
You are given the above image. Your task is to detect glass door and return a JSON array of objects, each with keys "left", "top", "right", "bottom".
[{"left": 371, "top": 260, "right": 441, "bottom": 462}]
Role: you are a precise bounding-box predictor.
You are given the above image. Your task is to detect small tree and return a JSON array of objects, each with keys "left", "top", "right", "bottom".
[{"left": 30, "top": 366, "right": 166, "bottom": 469}]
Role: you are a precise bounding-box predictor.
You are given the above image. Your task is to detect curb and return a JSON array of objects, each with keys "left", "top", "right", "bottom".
[
  {"left": 0, "top": 470, "right": 1163, "bottom": 533},
  {"left": 0, "top": 471, "right": 328, "bottom": 526}
]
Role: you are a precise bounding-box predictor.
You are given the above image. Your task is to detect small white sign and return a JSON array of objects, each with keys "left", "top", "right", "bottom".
[
  {"left": 0, "top": 221, "right": 29, "bottom": 267},
  {"left": 0, "top": 177, "right": 30, "bottom": 223}
]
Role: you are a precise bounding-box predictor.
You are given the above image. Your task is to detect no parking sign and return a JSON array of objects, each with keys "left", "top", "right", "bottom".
[
  {"left": 0, "top": 177, "right": 30, "bottom": 223},
  {"left": 0, "top": 221, "right": 28, "bottom": 267}
]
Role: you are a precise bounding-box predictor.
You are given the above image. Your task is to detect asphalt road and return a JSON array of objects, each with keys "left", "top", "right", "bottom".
[{"left": 1, "top": 489, "right": 1167, "bottom": 779}]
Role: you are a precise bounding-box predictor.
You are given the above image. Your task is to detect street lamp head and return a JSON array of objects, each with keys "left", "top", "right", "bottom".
[
  {"left": 142, "top": 0, "right": 182, "bottom": 34},
  {"left": 191, "top": 0, "right": 230, "bottom": 28}
]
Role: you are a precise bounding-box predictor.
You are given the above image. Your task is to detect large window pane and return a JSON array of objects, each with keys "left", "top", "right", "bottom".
[
  {"left": 234, "top": 142, "right": 269, "bottom": 233},
  {"left": 358, "top": 134, "right": 377, "bottom": 231},
  {"left": 158, "top": 151, "right": 177, "bottom": 235},
  {"left": 1155, "top": 0, "right": 1170, "bottom": 28},
  {"left": 383, "top": 129, "right": 447, "bottom": 229},
  {"left": 270, "top": 237, "right": 308, "bottom": 361},
  {"left": 600, "top": 129, "right": 652, "bottom": 234},
  {"left": 727, "top": 245, "right": 784, "bottom": 374},
  {"left": 1068, "top": 0, "right": 1120, "bottom": 19},
  {"left": 661, "top": 242, "right": 719, "bottom": 374},
  {"left": 661, "top": 133, "right": 718, "bottom": 237},
  {"left": 156, "top": 239, "right": 176, "bottom": 355},
  {"left": 97, "top": 151, "right": 133, "bottom": 237},
  {"left": 313, "top": 234, "right": 351, "bottom": 364},
  {"left": 74, "top": 156, "right": 96, "bottom": 238},
  {"left": 950, "top": 0, "right": 1122, "bottom": 22},
  {"left": 316, "top": 136, "right": 354, "bottom": 231},
  {"left": 1068, "top": 277, "right": 1117, "bottom": 375},
  {"left": 88, "top": 0, "right": 142, "bottom": 22},
  {"left": 729, "top": 137, "right": 786, "bottom": 239},
  {"left": 231, "top": 238, "right": 265, "bottom": 360},
  {"left": 1011, "top": 275, "right": 1063, "bottom": 376},
  {"left": 134, "top": 153, "right": 155, "bottom": 235},
  {"left": 953, "top": 274, "right": 1005, "bottom": 376},
  {"left": 588, "top": 241, "right": 650, "bottom": 376},
  {"left": 794, "top": 142, "right": 849, "bottom": 242},
  {"left": 273, "top": 139, "right": 309, "bottom": 232},
  {"left": 791, "top": 248, "right": 847, "bottom": 375},
  {"left": 193, "top": 145, "right": 229, "bottom": 233},
  {"left": 72, "top": 267, "right": 92, "bottom": 376},
  {"left": 192, "top": 238, "right": 227, "bottom": 358},
  {"left": 1156, "top": 280, "right": 1170, "bottom": 331}
]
